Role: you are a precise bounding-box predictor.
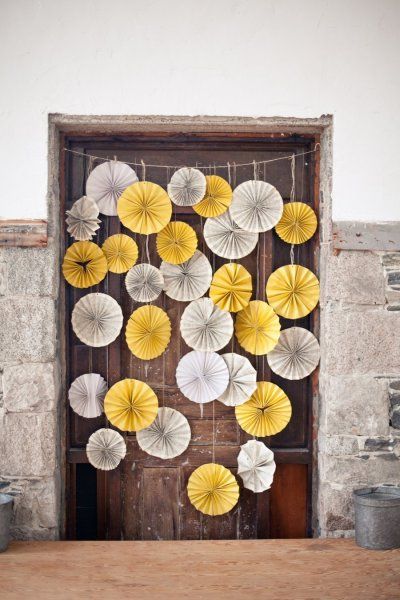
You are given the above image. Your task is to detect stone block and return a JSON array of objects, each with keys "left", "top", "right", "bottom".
[
  {"left": 12, "top": 478, "right": 58, "bottom": 530},
  {"left": 324, "top": 251, "right": 385, "bottom": 305},
  {"left": 319, "top": 453, "right": 400, "bottom": 486},
  {"left": 0, "top": 262, "right": 6, "bottom": 296},
  {"left": 318, "top": 433, "right": 359, "bottom": 456},
  {"left": 3, "top": 363, "right": 55, "bottom": 412},
  {"left": 10, "top": 526, "right": 58, "bottom": 541},
  {"left": 4, "top": 247, "right": 56, "bottom": 297},
  {"left": 318, "top": 482, "right": 354, "bottom": 532}
]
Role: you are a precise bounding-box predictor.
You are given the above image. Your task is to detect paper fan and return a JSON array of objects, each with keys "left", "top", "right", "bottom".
[
  {"left": 218, "top": 353, "right": 257, "bottom": 407},
  {"left": 275, "top": 202, "right": 317, "bottom": 244},
  {"left": 104, "top": 378, "right": 158, "bottom": 432},
  {"left": 125, "top": 263, "right": 164, "bottom": 303},
  {"left": 193, "top": 175, "right": 232, "bottom": 217},
  {"left": 62, "top": 241, "right": 108, "bottom": 288},
  {"left": 136, "top": 407, "right": 191, "bottom": 459},
  {"left": 160, "top": 250, "right": 212, "bottom": 302},
  {"left": 237, "top": 440, "right": 276, "bottom": 493},
  {"left": 68, "top": 373, "right": 107, "bottom": 418},
  {"left": 266, "top": 264, "right": 320, "bottom": 319},
  {"left": 86, "top": 428, "right": 126, "bottom": 471},
  {"left": 176, "top": 351, "right": 229, "bottom": 404},
  {"left": 156, "top": 221, "right": 197, "bottom": 265},
  {"left": 209, "top": 263, "right": 252, "bottom": 313},
  {"left": 117, "top": 181, "right": 172, "bottom": 234},
  {"left": 203, "top": 210, "right": 258, "bottom": 259},
  {"left": 230, "top": 180, "right": 283, "bottom": 233},
  {"left": 126, "top": 305, "right": 171, "bottom": 360},
  {"left": 187, "top": 463, "right": 239, "bottom": 516},
  {"left": 235, "top": 300, "right": 280, "bottom": 355},
  {"left": 267, "top": 326, "right": 320, "bottom": 380},
  {"left": 86, "top": 161, "right": 138, "bottom": 216},
  {"left": 180, "top": 297, "right": 233, "bottom": 352},
  {"left": 71, "top": 293, "right": 123, "bottom": 347},
  {"left": 102, "top": 234, "right": 138, "bottom": 274},
  {"left": 235, "top": 381, "right": 292, "bottom": 437},
  {"left": 167, "top": 167, "right": 206, "bottom": 206},
  {"left": 65, "top": 196, "right": 101, "bottom": 241}
]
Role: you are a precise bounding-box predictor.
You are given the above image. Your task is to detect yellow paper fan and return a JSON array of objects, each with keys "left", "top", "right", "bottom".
[
  {"left": 235, "top": 381, "right": 292, "bottom": 437},
  {"left": 193, "top": 175, "right": 232, "bottom": 217},
  {"left": 104, "top": 378, "right": 158, "bottom": 432},
  {"left": 102, "top": 234, "right": 138, "bottom": 274},
  {"left": 187, "top": 463, "right": 239, "bottom": 516},
  {"left": 117, "top": 181, "right": 172, "bottom": 234},
  {"left": 209, "top": 263, "right": 252, "bottom": 312},
  {"left": 266, "top": 264, "right": 320, "bottom": 319},
  {"left": 156, "top": 221, "right": 198, "bottom": 265},
  {"left": 62, "top": 241, "right": 107, "bottom": 288},
  {"left": 126, "top": 305, "right": 171, "bottom": 360},
  {"left": 235, "top": 300, "right": 280, "bottom": 355},
  {"left": 275, "top": 202, "right": 317, "bottom": 244}
]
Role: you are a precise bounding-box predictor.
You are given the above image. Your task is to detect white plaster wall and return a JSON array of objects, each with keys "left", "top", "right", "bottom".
[{"left": 0, "top": 0, "right": 399, "bottom": 221}]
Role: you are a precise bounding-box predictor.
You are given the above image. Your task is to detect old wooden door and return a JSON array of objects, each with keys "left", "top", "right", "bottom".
[{"left": 63, "top": 132, "right": 318, "bottom": 540}]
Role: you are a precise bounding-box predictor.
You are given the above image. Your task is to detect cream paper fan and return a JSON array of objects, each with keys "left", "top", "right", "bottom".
[
  {"left": 86, "top": 161, "right": 138, "bottom": 216},
  {"left": 203, "top": 210, "right": 259, "bottom": 259},
  {"left": 71, "top": 293, "right": 123, "bottom": 347},
  {"left": 176, "top": 351, "right": 229, "bottom": 404},
  {"left": 86, "top": 428, "right": 126, "bottom": 471},
  {"left": 237, "top": 439, "right": 276, "bottom": 493},
  {"left": 230, "top": 180, "right": 283, "bottom": 233},
  {"left": 136, "top": 407, "right": 191, "bottom": 459},
  {"left": 267, "top": 326, "right": 320, "bottom": 380},
  {"left": 68, "top": 373, "right": 107, "bottom": 418},
  {"left": 160, "top": 250, "right": 212, "bottom": 302},
  {"left": 218, "top": 353, "right": 257, "bottom": 407},
  {"left": 167, "top": 167, "right": 206, "bottom": 206},
  {"left": 125, "top": 263, "right": 164, "bottom": 303},
  {"left": 180, "top": 297, "right": 233, "bottom": 352},
  {"left": 65, "top": 196, "right": 101, "bottom": 241}
]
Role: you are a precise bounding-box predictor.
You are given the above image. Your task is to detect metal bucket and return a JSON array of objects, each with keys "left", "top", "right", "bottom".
[
  {"left": 0, "top": 493, "right": 14, "bottom": 552},
  {"left": 353, "top": 486, "right": 400, "bottom": 550}
]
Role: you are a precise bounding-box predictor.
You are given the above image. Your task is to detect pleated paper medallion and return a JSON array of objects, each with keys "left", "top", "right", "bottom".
[
  {"left": 176, "top": 351, "right": 229, "bottom": 404},
  {"left": 86, "top": 161, "right": 138, "bottom": 216},
  {"left": 167, "top": 167, "right": 206, "bottom": 206},
  {"left": 104, "top": 378, "right": 158, "bottom": 432},
  {"left": 65, "top": 196, "right": 101, "bottom": 241},
  {"left": 203, "top": 210, "right": 258, "bottom": 259},
  {"left": 71, "top": 293, "right": 123, "bottom": 347},
  {"left": 209, "top": 263, "right": 252, "bottom": 313},
  {"left": 266, "top": 264, "right": 320, "bottom": 319},
  {"left": 180, "top": 297, "right": 233, "bottom": 352},
  {"left": 68, "top": 373, "right": 107, "bottom": 418},
  {"left": 126, "top": 305, "right": 171, "bottom": 360},
  {"left": 237, "top": 440, "right": 276, "bottom": 493},
  {"left": 62, "top": 241, "right": 108, "bottom": 288},
  {"left": 267, "top": 326, "right": 320, "bottom": 380},
  {"left": 102, "top": 234, "right": 138, "bottom": 274},
  {"left": 117, "top": 181, "right": 172, "bottom": 234},
  {"left": 125, "top": 264, "right": 164, "bottom": 303},
  {"left": 160, "top": 250, "right": 212, "bottom": 302},
  {"left": 230, "top": 180, "right": 283, "bottom": 233},
  {"left": 187, "top": 463, "right": 239, "bottom": 516},
  {"left": 156, "top": 221, "right": 197, "bottom": 264},
  {"left": 235, "top": 381, "right": 292, "bottom": 437},
  {"left": 86, "top": 428, "right": 126, "bottom": 471},
  {"left": 218, "top": 353, "right": 257, "bottom": 407},
  {"left": 136, "top": 407, "right": 191, "bottom": 459},
  {"left": 193, "top": 175, "right": 232, "bottom": 218},
  {"left": 275, "top": 202, "right": 317, "bottom": 244},
  {"left": 235, "top": 300, "right": 281, "bottom": 355}
]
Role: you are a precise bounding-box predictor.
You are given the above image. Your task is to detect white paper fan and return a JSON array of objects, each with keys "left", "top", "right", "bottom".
[
  {"left": 176, "top": 351, "right": 229, "bottom": 404},
  {"left": 203, "top": 210, "right": 259, "bottom": 259},
  {"left": 167, "top": 167, "right": 206, "bottom": 206},
  {"left": 218, "top": 353, "right": 257, "bottom": 407},
  {"left": 136, "top": 407, "right": 191, "bottom": 459},
  {"left": 71, "top": 293, "right": 123, "bottom": 347},
  {"left": 230, "top": 180, "right": 283, "bottom": 233},
  {"left": 86, "top": 161, "right": 138, "bottom": 216},
  {"left": 180, "top": 297, "right": 233, "bottom": 352},
  {"left": 86, "top": 428, "right": 127, "bottom": 471},
  {"left": 237, "top": 439, "right": 276, "bottom": 493},
  {"left": 125, "top": 263, "right": 164, "bottom": 303},
  {"left": 65, "top": 196, "right": 101, "bottom": 241},
  {"left": 267, "top": 326, "right": 320, "bottom": 380},
  {"left": 160, "top": 250, "right": 212, "bottom": 302},
  {"left": 68, "top": 373, "right": 107, "bottom": 418}
]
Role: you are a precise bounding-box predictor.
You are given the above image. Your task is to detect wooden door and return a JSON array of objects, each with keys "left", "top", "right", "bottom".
[{"left": 63, "top": 133, "right": 318, "bottom": 540}]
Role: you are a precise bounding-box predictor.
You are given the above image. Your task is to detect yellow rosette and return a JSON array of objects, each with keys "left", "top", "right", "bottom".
[
  {"left": 62, "top": 241, "right": 107, "bottom": 288},
  {"left": 235, "top": 300, "right": 280, "bottom": 355},
  {"left": 117, "top": 181, "right": 172, "bottom": 234},
  {"left": 235, "top": 381, "right": 292, "bottom": 437},
  {"left": 102, "top": 234, "right": 138, "bottom": 274},
  {"left": 104, "top": 378, "right": 158, "bottom": 432},
  {"left": 187, "top": 463, "right": 239, "bottom": 516},
  {"left": 126, "top": 305, "right": 171, "bottom": 360},
  {"left": 193, "top": 175, "right": 232, "bottom": 217},
  {"left": 209, "top": 263, "right": 252, "bottom": 312},
  {"left": 266, "top": 264, "right": 320, "bottom": 319},
  {"left": 156, "top": 221, "right": 197, "bottom": 265},
  {"left": 275, "top": 202, "right": 317, "bottom": 244}
]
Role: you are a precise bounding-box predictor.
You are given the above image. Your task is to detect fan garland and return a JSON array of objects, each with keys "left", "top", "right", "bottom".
[
  {"left": 62, "top": 241, "right": 108, "bottom": 288},
  {"left": 125, "top": 305, "right": 171, "bottom": 360},
  {"left": 209, "top": 263, "right": 252, "bottom": 313},
  {"left": 102, "top": 234, "right": 138, "bottom": 274},
  {"left": 193, "top": 175, "right": 233, "bottom": 217},
  {"left": 156, "top": 221, "right": 198, "bottom": 265}
]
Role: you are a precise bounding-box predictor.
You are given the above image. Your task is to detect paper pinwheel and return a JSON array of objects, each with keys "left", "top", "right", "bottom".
[
  {"left": 203, "top": 209, "right": 258, "bottom": 259},
  {"left": 104, "top": 378, "right": 158, "bottom": 432},
  {"left": 101, "top": 233, "right": 138, "bottom": 274},
  {"left": 235, "top": 381, "right": 292, "bottom": 437},
  {"left": 136, "top": 407, "right": 191, "bottom": 459},
  {"left": 187, "top": 463, "right": 239, "bottom": 516},
  {"left": 275, "top": 202, "right": 317, "bottom": 244},
  {"left": 266, "top": 264, "right": 320, "bottom": 319},
  {"left": 218, "top": 353, "right": 257, "bottom": 407},
  {"left": 65, "top": 196, "right": 101, "bottom": 241},
  {"left": 68, "top": 373, "right": 107, "bottom": 418},
  {"left": 160, "top": 250, "right": 212, "bottom": 302},
  {"left": 156, "top": 221, "right": 197, "bottom": 265},
  {"left": 237, "top": 439, "right": 276, "bottom": 493},
  {"left": 125, "top": 305, "right": 171, "bottom": 360},
  {"left": 235, "top": 300, "right": 280, "bottom": 355},
  {"left": 125, "top": 263, "right": 164, "bottom": 303},
  {"left": 86, "top": 428, "right": 126, "bottom": 470},
  {"left": 176, "top": 350, "right": 229, "bottom": 404},
  {"left": 267, "top": 326, "right": 320, "bottom": 380},
  {"left": 180, "top": 297, "right": 233, "bottom": 352},
  {"left": 167, "top": 167, "right": 206, "bottom": 206},
  {"left": 209, "top": 263, "right": 252, "bottom": 313},
  {"left": 230, "top": 180, "right": 283, "bottom": 233},
  {"left": 193, "top": 175, "right": 232, "bottom": 217},
  {"left": 117, "top": 181, "right": 172, "bottom": 234},
  {"left": 62, "top": 241, "right": 107, "bottom": 288},
  {"left": 71, "top": 293, "right": 123, "bottom": 347},
  {"left": 86, "top": 161, "right": 138, "bottom": 216}
]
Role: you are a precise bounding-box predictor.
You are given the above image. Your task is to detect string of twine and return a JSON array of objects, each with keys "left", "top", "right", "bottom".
[{"left": 290, "top": 153, "right": 296, "bottom": 266}]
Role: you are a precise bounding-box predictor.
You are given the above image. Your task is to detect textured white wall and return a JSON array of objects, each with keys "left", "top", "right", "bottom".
[{"left": 0, "top": 0, "right": 399, "bottom": 220}]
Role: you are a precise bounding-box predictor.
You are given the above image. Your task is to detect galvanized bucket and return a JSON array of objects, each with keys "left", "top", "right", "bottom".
[
  {"left": 0, "top": 493, "right": 14, "bottom": 552},
  {"left": 353, "top": 485, "right": 400, "bottom": 550}
]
